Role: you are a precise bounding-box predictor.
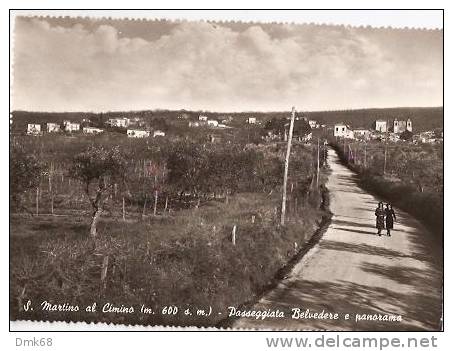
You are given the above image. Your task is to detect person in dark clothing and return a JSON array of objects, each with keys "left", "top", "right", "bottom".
[
  {"left": 375, "top": 202, "right": 385, "bottom": 236},
  {"left": 385, "top": 203, "right": 396, "bottom": 236}
]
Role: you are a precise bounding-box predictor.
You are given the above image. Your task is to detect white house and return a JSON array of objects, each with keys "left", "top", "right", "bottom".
[
  {"left": 308, "top": 120, "right": 317, "bottom": 128},
  {"left": 153, "top": 130, "right": 165, "bottom": 137},
  {"left": 64, "top": 121, "right": 80, "bottom": 132},
  {"left": 221, "top": 116, "right": 233, "bottom": 123},
  {"left": 247, "top": 117, "right": 257, "bottom": 124},
  {"left": 207, "top": 120, "right": 219, "bottom": 127},
  {"left": 129, "top": 117, "right": 145, "bottom": 126},
  {"left": 353, "top": 129, "right": 371, "bottom": 140},
  {"left": 108, "top": 117, "right": 130, "bottom": 128},
  {"left": 46, "top": 123, "right": 60, "bottom": 133},
  {"left": 189, "top": 121, "right": 200, "bottom": 127},
  {"left": 127, "top": 129, "right": 150, "bottom": 138},
  {"left": 301, "top": 132, "right": 313, "bottom": 142},
  {"left": 334, "top": 123, "right": 354, "bottom": 139},
  {"left": 208, "top": 134, "right": 222, "bottom": 143},
  {"left": 83, "top": 127, "right": 104, "bottom": 134},
  {"left": 375, "top": 120, "right": 387, "bottom": 133},
  {"left": 27, "top": 124, "right": 41, "bottom": 135},
  {"left": 392, "top": 118, "right": 413, "bottom": 133},
  {"left": 416, "top": 131, "right": 436, "bottom": 144},
  {"left": 199, "top": 115, "right": 208, "bottom": 121}
]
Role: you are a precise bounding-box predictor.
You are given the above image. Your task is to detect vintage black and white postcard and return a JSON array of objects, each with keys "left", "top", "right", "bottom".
[{"left": 9, "top": 10, "right": 443, "bottom": 333}]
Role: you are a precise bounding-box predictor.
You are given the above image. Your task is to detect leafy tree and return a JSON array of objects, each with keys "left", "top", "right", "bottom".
[
  {"left": 10, "top": 145, "right": 43, "bottom": 211},
  {"left": 70, "top": 146, "right": 127, "bottom": 237},
  {"left": 150, "top": 117, "right": 170, "bottom": 132},
  {"left": 254, "top": 154, "right": 283, "bottom": 192},
  {"left": 400, "top": 130, "right": 413, "bottom": 141},
  {"left": 293, "top": 119, "right": 312, "bottom": 137},
  {"left": 264, "top": 117, "right": 286, "bottom": 135},
  {"left": 211, "top": 146, "right": 259, "bottom": 195},
  {"left": 166, "top": 142, "right": 208, "bottom": 200},
  {"left": 264, "top": 117, "right": 311, "bottom": 138},
  {"left": 166, "top": 142, "right": 266, "bottom": 202},
  {"left": 91, "top": 113, "right": 106, "bottom": 128}
]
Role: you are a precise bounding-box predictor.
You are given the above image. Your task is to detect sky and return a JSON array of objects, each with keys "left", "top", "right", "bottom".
[{"left": 12, "top": 16, "right": 443, "bottom": 112}]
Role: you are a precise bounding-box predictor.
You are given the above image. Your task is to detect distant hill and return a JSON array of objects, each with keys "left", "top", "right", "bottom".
[{"left": 11, "top": 107, "right": 443, "bottom": 134}]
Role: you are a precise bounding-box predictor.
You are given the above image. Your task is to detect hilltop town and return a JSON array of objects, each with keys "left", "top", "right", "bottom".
[
  {"left": 332, "top": 118, "right": 442, "bottom": 144},
  {"left": 13, "top": 107, "right": 444, "bottom": 145}
]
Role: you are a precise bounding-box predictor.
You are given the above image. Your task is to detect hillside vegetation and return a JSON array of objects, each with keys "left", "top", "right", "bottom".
[{"left": 10, "top": 135, "right": 330, "bottom": 326}]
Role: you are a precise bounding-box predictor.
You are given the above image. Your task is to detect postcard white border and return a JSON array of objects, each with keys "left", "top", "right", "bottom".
[{"left": 4, "top": 5, "right": 450, "bottom": 351}]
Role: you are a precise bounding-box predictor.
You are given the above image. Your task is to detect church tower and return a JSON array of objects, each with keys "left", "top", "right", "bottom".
[
  {"left": 406, "top": 118, "right": 412, "bottom": 132},
  {"left": 393, "top": 119, "right": 399, "bottom": 133}
]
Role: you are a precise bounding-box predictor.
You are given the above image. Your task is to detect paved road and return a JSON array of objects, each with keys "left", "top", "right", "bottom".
[{"left": 233, "top": 149, "right": 443, "bottom": 331}]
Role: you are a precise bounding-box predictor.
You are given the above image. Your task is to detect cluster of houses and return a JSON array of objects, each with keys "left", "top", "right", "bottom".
[
  {"left": 26, "top": 117, "right": 166, "bottom": 139},
  {"left": 333, "top": 118, "right": 414, "bottom": 142},
  {"left": 126, "top": 129, "right": 165, "bottom": 138},
  {"left": 189, "top": 115, "right": 232, "bottom": 129},
  {"left": 27, "top": 120, "right": 83, "bottom": 135},
  {"left": 189, "top": 115, "right": 223, "bottom": 128},
  {"left": 413, "top": 130, "right": 442, "bottom": 144},
  {"left": 373, "top": 118, "right": 413, "bottom": 133},
  {"left": 331, "top": 118, "right": 441, "bottom": 144},
  {"left": 309, "top": 119, "right": 326, "bottom": 129},
  {"left": 24, "top": 114, "right": 441, "bottom": 144},
  {"left": 187, "top": 115, "right": 262, "bottom": 129}
]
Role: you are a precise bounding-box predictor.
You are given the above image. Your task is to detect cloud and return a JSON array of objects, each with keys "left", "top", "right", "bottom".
[{"left": 12, "top": 18, "right": 443, "bottom": 112}]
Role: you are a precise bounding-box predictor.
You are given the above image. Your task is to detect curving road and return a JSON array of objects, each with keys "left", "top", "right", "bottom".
[{"left": 233, "top": 149, "right": 443, "bottom": 331}]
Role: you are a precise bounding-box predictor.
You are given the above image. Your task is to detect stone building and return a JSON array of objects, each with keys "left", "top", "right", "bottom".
[
  {"left": 375, "top": 120, "right": 387, "bottom": 133},
  {"left": 392, "top": 118, "right": 412, "bottom": 133}
]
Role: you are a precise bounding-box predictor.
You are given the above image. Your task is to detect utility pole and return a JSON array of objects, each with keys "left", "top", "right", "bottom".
[
  {"left": 281, "top": 106, "right": 296, "bottom": 226},
  {"left": 347, "top": 144, "right": 351, "bottom": 162},
  {"left": 364, "top": 142, "right": 367, "bottom": 168},
  {"left": 49, "top": 162, "right": 54, "bottom": 215},
  {"left": 316, "top": 137, "right": 320, "bottom": 188},
  {"left": 383, "top": 119, "right": 388, "bottom": 175},
  {"left": 35, "top": 187, "right": 39, "bottom": 216},
  {"left": 153, "top": 190, "right": 158, "bottom": 216}
]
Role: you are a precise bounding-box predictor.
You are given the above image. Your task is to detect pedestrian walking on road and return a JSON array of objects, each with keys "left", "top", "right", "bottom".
[
  {"left": 375, "top": 202, "right": 385, "bottom": 236},
  {"left": 385, "top": 203, "right": 396, "bottom": 236}
]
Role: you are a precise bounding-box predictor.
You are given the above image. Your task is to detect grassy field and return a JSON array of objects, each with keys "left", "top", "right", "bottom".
[{"left": 10, "top": 187, "right": 329, "bottom": 326}]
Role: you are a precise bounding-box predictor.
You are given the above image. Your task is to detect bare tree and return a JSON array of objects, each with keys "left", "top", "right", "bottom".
[{"left": 71, "top": 146, "right": 127, "bottom": 237}]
